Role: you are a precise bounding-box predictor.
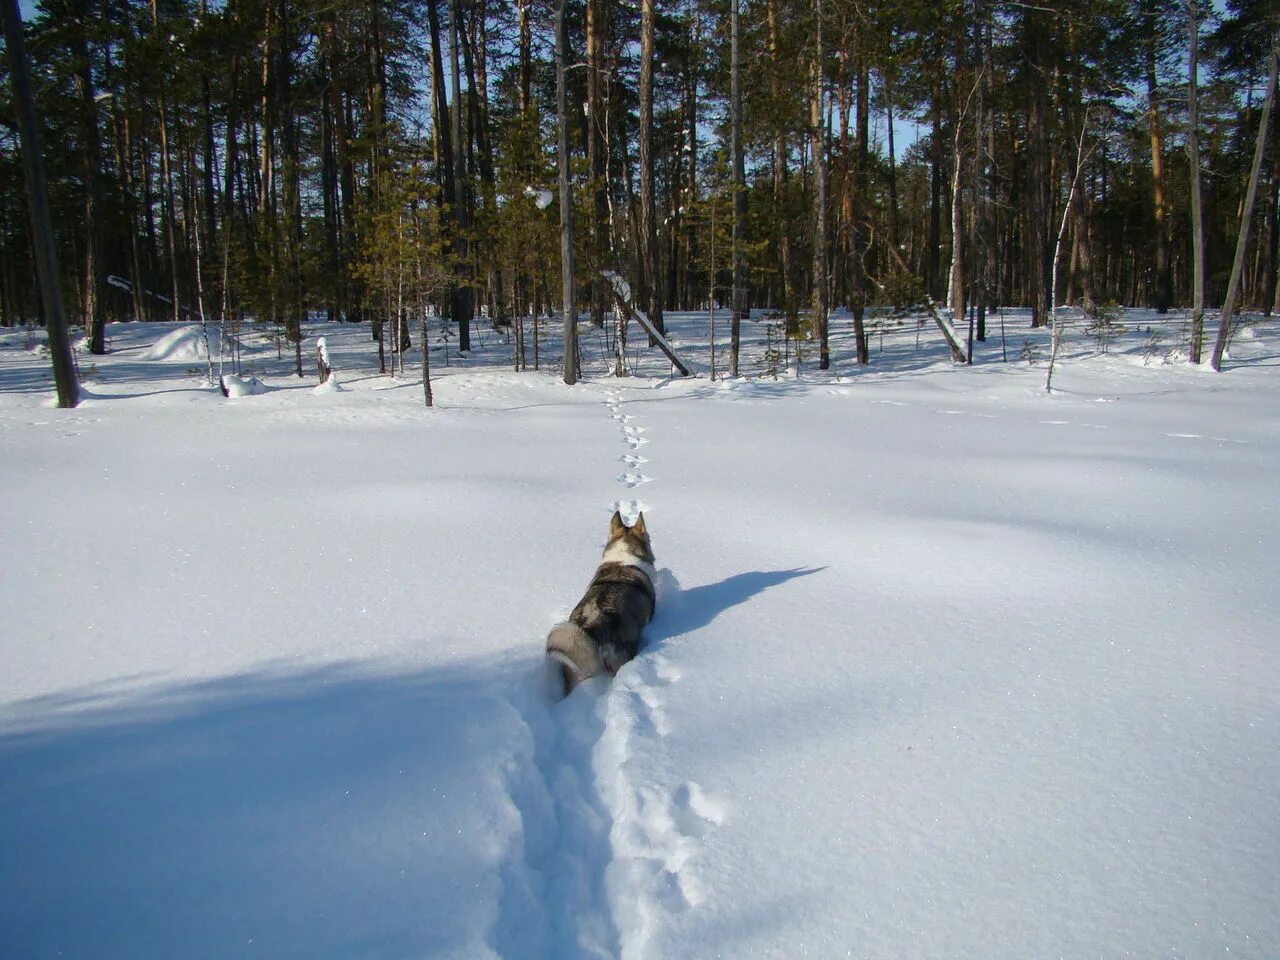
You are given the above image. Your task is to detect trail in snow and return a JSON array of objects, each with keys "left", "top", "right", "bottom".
[
  {"left": 492, "top": 385, "right": 723, "bottom": 960},
  {"left": 599, "top": 387, "right": 726, "bottom": 959}
]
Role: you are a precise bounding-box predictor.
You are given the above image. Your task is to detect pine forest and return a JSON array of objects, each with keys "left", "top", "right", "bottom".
[{"left": 1, "top": 0, "right": 1277, "bottom": 385}]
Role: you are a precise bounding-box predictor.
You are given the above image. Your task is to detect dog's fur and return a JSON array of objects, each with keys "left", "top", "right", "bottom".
[{"left": 546, "top": 511, "right": 656, "bottom": 696}]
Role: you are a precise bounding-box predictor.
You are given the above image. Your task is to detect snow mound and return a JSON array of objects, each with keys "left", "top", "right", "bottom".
[
  {"left": 221, "top": 374, "right": 266, "bottom": 398},
  {"left": 313, "top": 375, "right": 344, "bottom": 395},
  {"left": 142, "top": 325, "right": 210, "bottom": 362}
]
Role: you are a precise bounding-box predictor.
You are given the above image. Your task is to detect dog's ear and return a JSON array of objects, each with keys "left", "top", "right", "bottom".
[
  {"left": 609, "top": 510, "right": 626, "bottom": 536},
  {"left": 632, "top": 512, "right": 647, "bottom": 536}
]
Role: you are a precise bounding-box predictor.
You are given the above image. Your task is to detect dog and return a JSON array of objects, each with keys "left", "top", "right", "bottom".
[{"left": 546, "top": 511, "right": 656, "bottom": 696}]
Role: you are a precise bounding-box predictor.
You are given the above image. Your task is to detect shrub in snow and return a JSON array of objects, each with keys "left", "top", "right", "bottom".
[
  {"left": 1142, "top": 328, "right": 1165, "bottom": 366},
  {"left": 1086, "top": 304, "right": 1126, "bottom": 354}
]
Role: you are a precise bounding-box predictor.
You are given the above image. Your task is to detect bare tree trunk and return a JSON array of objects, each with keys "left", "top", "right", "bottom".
[
  {"left": 1212, "top": 43, "right": 1279, "bottom": 371},
  {"left": 517, "top": 0, "right": 531, "bottom": 113},
  {"left": 928, "top": 93, "right": 943, "bottom": 301},
  {"left": 729, "top": 0, "right": 746, "bottom": 376},
  {"left": 766, "top": 0, "right": 793, "bottom": 314},
  {"left": 1182, "top": 0, "right": 1203, "bottom": 360},
  {"left": 885, "top": 71, "right": 901, "bottom": 251},
  {"left": 975, "top": 1, "right": 993, "bottom": 342},
  {"left": 639, "top": 0, "right": 663, "bottom": 344},
  {"left": 1069, "top": 111, "right": 1099, "bottom": 318},
  {"left": 152, "top": 0, "right": 181, "bottom": 323},
  {"left": 71, "top": 3, "right": 107, "bottom": 353},
  {"left": 850, "top": 54, "right": 870, "bottom": 364},
  {"left": 450, "top": 0, "right": 473, "bottom": 352},
  {"left": 1146, "top": 12, "right": 1172, "bottom": 314},
  {"left": 1047, "top": 115, "right": 1092, "bottom": 392},
  {"left": 556, "top": 0, "right": 577, "bottom": 385},
  {"left": 2, "top": 0, "right": 79, "bottom": 405},
  {"left": 811, "top": 0, "right": 829, "bottom": 369},
  {"left": 426, "top": 0, "right": 456, "bottom": 341},
  {"left": 586, "top": 0, "right": 607, "bottom": 329},
  {"left": 422, "top": 313, "right": 434, "bottom": 406},
  {"left": 948, "top": 119, "right": 965, "bottom": 328}
]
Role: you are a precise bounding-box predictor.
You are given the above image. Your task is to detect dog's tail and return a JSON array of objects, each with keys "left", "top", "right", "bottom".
[{"left": 546, "top": 622, "right": 602, "bottom": 697}]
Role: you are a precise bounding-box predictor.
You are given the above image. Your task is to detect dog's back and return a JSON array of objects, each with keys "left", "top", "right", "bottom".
[{"left": 547, "top": 512, "right": 655, "bottom": 696}]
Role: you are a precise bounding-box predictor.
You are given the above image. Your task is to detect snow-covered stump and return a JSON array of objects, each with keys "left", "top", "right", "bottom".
[{"left": 316, "top": 337, "right": 332, "bottom": 385}]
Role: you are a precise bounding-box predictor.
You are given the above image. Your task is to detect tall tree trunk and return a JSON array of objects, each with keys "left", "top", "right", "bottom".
[
  {"left": 556, "top": 0, "right": 576, "bottom": 384},
  {"left": 683, "top": 11, "right": 699, "bottom": 310},
  {"left": 1067, "top": 94, "right": 1099, "bottom": 319},
  {"left": 1212, "top": 42, "right": 1279, "bottom": 371},
  {"left": 199, "top": 0, "right": 217, "bottom": 276},
  {"left": 151, "top": 0, "right": 181, "bottom": 322},
  {"left": 851, "top": 54, "right": 870, "bottom": 364},
  {"left": 517, "top": 0, "right": 531, "bottom": 113},
  {"left": 639, "top": 0, "right": 663, "bottom": 342},
  {"left": 947, "top": 105, "right": 965, "bottom": 327},
  {"left": 257, "top": 0, "right": 277, "bottom": 327},
  {"left": 319, "top": 3, "right": 343, "bottom": 322},
  {"left": 281, "top": 0, "right": 303, "bottom": 373},
  {"left": 1269, "top": 99, "right": 1280, "bottom": 315},
  {"left": 449, "top": 0, "right": 472, "bottom": 350},
  {"left": 102, "top": 14, "right": 147, "bottom": 324},
  {"left": 811, "top": 0, "right": 828, "bottom": 369},
  {"left": 70, "top": 0, "right": 107, "bottom": 352},
  {"left": 2, "top": 0, "right": 79, "bottom": 405},
  {"left": 426, "top": 0, "right": 458, "bottom": 340},
  {"left": 927, "top": 91, "right": 944, "bottom": 300},
  {"left": 1146, "top": 12, "right": 1172, "bottom": 314},
  {"left": 1182, "top": 0, "right": 1203, "bottom": 363},
  {"left": 586, "top": 0, "right": 607, "bottom": 328},
  {"left": 729, "top": 0, "right": 746, "bottom": 376},
  {"left": 971, "top": 1, "right": 992, "bottom": 342},
  {"left": 460, "top": 2, "right": 502, "bottom": 323},
  {"left": 885, "top": 71, "right": 901, "bottom": 251},
  {"left": 766, "top": 0, "right": 793, "bottom": 313}
]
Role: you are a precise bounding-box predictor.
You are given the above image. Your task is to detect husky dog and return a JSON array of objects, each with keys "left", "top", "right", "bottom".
[{"left": 546, "top": 511, "right": 656, "bottom": 696}]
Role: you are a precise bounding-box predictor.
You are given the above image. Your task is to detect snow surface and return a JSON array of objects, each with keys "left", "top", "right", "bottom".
[{"left": 2, "top": 310, "right": 1278, "bottom": 959}]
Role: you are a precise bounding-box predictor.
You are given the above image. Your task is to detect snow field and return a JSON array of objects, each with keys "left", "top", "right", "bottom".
[{"left": 2, "top": 310, "right": 1278, "bottom": 958}]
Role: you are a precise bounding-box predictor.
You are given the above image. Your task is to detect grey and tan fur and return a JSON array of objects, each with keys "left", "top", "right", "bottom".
[{"left": 546, "top": 511, "right": 656, "bottom": 696}]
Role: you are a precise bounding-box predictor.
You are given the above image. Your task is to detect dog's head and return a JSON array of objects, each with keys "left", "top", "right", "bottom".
[{"left": 607, "top": 510, "right": 654, "bottom": 564}]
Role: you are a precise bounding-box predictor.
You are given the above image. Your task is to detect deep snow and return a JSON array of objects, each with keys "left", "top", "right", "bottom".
[{"left": 1, "top": 309, "right": 1277, "bottom": 959}]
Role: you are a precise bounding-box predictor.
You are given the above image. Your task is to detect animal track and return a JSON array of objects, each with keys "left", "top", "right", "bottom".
[
  {"left": 613, "top": 498, "right": 650, "bottom": 522},
  {"left": 608, "top": 393, "right": 658, "bottom": 488},
  {"left": 594, "top": 386, "right": 727, "bottom": 953},
  {"left": 671, "top": 781, "right": 727, "bottom": 839}
]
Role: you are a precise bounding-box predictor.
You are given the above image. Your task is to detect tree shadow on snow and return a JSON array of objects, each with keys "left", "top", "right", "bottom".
[{"left": 0, "top": 657, "right": 529, "bottom": 960}]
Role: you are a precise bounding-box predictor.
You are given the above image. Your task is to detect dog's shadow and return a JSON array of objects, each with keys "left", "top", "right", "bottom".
[{"left": 648, "top": 567, "right": 824, "bottom": 649}]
